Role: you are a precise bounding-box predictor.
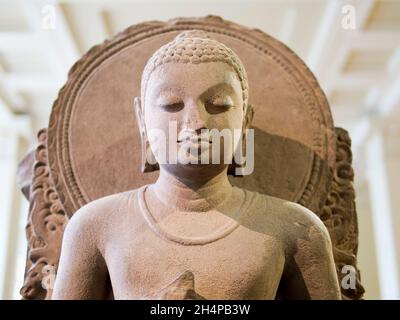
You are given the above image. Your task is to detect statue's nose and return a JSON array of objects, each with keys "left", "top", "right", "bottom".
[{"left": 182, "top": 100, "right": 207, "bottom": 131}]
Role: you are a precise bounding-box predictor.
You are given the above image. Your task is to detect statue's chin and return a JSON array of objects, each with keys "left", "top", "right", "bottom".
[
  {"left": 160, "top": 162, "right": 228, "bottom": 178},
  {"left": 175, "top": 162, "right": 215, "bottom": 170}
]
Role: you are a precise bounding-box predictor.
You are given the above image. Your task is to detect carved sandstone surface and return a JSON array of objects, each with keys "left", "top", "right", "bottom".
[
  {"left": 18, "top": 16, "right": 364, "bottom": 299},
  {"left": 20, "top": 129, "right": 69, "bottom": 300}
]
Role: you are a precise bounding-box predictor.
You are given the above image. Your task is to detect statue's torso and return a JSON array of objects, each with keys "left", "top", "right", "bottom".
[{"left": 102, "top": 187, "right": 286, "bottom": 300}]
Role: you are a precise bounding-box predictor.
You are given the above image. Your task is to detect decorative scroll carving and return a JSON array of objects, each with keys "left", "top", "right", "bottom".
[
  {"left": 19, "top": 129, "right": 69, "bottom": 300},
  {"left": 320, "top": 127, "right": 364, "bottom": 300}
]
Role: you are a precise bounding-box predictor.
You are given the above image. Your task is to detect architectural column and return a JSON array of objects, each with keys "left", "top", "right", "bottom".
[
  {"left": 0, "top": 128, "right": 29, "bottom": 299},
  {"left": 365, "top": 118, "right": 400, "bottom": 299}
]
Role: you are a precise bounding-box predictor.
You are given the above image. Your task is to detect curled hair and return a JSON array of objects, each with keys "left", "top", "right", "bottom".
[{"left": 140, "top": 30, "right": 249, "bottom": 111}]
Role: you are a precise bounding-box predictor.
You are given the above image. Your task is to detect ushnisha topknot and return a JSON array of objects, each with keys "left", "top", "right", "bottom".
[{"left": 140, "top": 30, "right": 249, "bottom": 111}]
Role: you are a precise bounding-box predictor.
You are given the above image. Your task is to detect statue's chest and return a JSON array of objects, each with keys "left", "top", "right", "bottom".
[{"left": 106, "top": 224, "right": 285, "bottom": 299}]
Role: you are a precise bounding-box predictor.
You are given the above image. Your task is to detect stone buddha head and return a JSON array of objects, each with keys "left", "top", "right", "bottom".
[{"left": 135, "top": 30, "right": 254, "bottom": 180}]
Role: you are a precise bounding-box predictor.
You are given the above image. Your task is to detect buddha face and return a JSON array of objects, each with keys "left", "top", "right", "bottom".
[{"left": 142, "top": 61, "right": 245, "bottom": 178}]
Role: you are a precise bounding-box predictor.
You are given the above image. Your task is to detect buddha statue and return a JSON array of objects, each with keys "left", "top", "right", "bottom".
[{"left": 52, "top": 30, "right": 341, "bottom": 300}]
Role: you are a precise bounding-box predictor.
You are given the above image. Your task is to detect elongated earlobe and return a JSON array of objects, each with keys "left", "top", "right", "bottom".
[
  {"left": 228, "top": 104, "right": 254, "bottom": 176},
  {"left": 134, "top": 97, "right": 159, "bottom": 173}
]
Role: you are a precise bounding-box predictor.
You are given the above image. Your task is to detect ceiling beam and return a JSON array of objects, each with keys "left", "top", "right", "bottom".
[
  {"left": 333, "top": 71, "right": 385, "bottom": 90},
  {"left": 349, "top": 32, "right": 400, "bottom": 50},
  {"left": 307, "top": 0, "right": 374, "bottom": 78},
  {"left": 0, "top": 74, "right": 62, "bottom": 91},
  {"left": 0, "top": 32, "right": 41, "bottom": 51},
  {"left": 378, "top": 73, "right": 400, "bottom": 117},
  {"left": 307, "top": 0, "right": 342, "bottom": 75},
  {"left": 0, "top": 81, "right": 27, "bottom": 112},
  {"left": 320, "top": 45, "right": 350, "bottom": 97},
  {"left": 18, "top": 0, "right": 80, "bottom": 77},
  {"left": 63, "top": 4, "right": 109, "bottom": 53}
]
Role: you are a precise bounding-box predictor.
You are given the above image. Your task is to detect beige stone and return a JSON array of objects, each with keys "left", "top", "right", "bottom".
[{"left": 18, "top": 16, "right": 364, "bottom": 300}]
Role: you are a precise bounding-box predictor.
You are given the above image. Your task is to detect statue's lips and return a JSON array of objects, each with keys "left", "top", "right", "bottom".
[
  {"left": 177, "top": 139, "right": 211, "bottom": 144},
  {"left": 177, "top": 139, "right": 211, "bottom": 156},
  {"left": 177, "top": 136, "right": 212, "bottom": 145},
  {"left": 178, "top": 140, "right": 211, "bottom": 148}
]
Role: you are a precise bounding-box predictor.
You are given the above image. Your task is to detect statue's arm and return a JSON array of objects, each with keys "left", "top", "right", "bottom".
[
  {"left": 280, "top": 209, "right": 341, "bottom": 300},
  {"left": 52, "top": 205, "right": 109, "bottom": 299}
]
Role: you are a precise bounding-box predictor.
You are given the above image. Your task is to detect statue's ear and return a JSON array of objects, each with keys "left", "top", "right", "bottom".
[
  {"left": 228, "top": 104, "right": 255, "bottom": 177},
  {"left": 243, "top": 104, "right": 254, "bottom": 131},
  {"left": 134, "top": 96, "right": 159, "bottom": 173},
  {"left": 134, "top": 97, "right": 144, "bottom": 134}
]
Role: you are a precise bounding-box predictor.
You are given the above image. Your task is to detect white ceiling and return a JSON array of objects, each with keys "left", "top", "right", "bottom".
[{"left": 0, "top": 0, "right": 399, "bottom": 158}]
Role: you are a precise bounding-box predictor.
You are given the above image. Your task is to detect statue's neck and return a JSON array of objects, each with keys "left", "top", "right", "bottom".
[{"left": 149, "top": 168, "right": 233, "bottom": 212}]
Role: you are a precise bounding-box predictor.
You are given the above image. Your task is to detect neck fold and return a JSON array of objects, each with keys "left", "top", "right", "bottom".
[{"left": 149, "top": 168, "right": 234, "bottom": 212}]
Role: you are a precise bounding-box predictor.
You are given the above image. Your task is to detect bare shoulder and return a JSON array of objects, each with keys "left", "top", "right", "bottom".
[
  {"left": 253, "top": 191, "right": 331, "bottom": 244},
  {"left": 279, "top": 198, "right": 330, "bottom": 239},
  {"left": 63, "top": 190, "right": 133, "bottom": 244},
  {"left": 70, "top": 191, "right": 129, "bottom": 224}
]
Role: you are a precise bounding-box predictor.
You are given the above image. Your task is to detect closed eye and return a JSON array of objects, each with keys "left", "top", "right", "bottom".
[
  {"left": 159, "top": 102, "right": 184, "bottom": 113},
  {"left": 156, "top": 90, "right": 184, "bottom": 113},
  {"left": 205, "top": 96, "right": 234, "bottom": 114}
]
